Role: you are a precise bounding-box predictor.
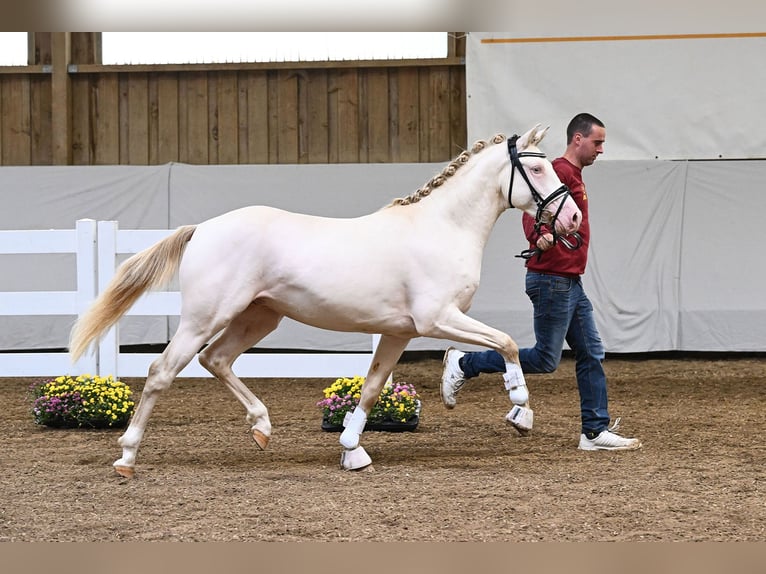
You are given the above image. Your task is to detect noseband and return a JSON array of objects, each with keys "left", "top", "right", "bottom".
[{"left": 507, "top": 135, "right": 582, "bottom": 260}]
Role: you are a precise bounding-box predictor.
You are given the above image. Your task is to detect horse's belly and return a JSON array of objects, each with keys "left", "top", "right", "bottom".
[{"left": 258, "top": 292, "right": 418, "bottom": 337}]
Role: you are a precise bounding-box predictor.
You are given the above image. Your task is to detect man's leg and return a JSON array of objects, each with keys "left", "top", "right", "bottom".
[
  {"left": 567, "top": 281, "right": 641, "bottom": 451},
  {"left": 517, "top": 272, "right": 573, "bottom": 374},
  {"left": 564, "top": 280, "right": 609, "bottom": 435},
  {"left": 442, "top": 272, "right": 573, "bottom": 409},
  {"left": 456, "top": 348, "right": 505, "bottom": 378}
]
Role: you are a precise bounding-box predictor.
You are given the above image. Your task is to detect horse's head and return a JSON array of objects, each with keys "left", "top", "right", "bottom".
[{"left": 507, "top": 125, "right": 581, "bottom": 238}]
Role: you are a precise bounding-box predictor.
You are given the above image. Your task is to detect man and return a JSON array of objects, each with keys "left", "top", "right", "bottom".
[{"left": 441, "top": 113, "right": 641, "bottom": 451}]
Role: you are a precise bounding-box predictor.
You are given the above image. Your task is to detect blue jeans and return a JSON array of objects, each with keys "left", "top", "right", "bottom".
[{"left": 460, "top": 271, "right": 610, "bottom": 436}]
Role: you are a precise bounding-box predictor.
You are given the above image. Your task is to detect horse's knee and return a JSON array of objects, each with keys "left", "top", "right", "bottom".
[{"left": 501, "top": 337, "right": 520, "bottom": 363}]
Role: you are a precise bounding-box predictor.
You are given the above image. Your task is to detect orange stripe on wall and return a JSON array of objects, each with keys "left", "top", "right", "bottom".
[{"left": 481, "top": 32, "right": 766, "bottom": 44}]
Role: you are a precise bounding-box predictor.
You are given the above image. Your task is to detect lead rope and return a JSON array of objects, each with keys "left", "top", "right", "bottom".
[{"left": 515, "top": 230, "right": 583, "bottom": 260}]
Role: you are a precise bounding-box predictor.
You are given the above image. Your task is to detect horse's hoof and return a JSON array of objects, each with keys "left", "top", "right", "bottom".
[
  {"left": 505, "top": 405, "right": 533, "bottom": 436},
  {"left": 252, "top": 428, "right": 270, "bottom": 450},
  {"left": 114, "top": 465, "right": 135, "bottom": 479},
  {"left": 340, "top": 446, "right": 373, "bottom": 471}
]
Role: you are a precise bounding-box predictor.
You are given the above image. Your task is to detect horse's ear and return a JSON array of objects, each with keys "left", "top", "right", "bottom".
[
  {"left": 517, "top": 124, "right": 548, "bottom": 150},
  {"left": 532, "top": 126, "right": 550, "bottom": 147}
]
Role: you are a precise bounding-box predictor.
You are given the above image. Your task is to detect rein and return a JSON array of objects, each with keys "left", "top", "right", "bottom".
[{"left": 506, "top": 135, "right": 582, "bottom": 260}]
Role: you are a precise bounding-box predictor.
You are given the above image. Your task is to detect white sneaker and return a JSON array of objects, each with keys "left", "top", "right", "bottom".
[
  {"left": 440, "top": 347, "right": 466, "bottom": 409},
  {"left": 578, "top": 429, "right": 642, "bottom": 451}
]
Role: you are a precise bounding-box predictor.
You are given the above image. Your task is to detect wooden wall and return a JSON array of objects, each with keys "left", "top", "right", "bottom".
[
  {"left": 0, "top": 33, "right": 467, "bottom": 166},
  {"left": 0, "top": 70, "right": 51, "bottom": 165}
]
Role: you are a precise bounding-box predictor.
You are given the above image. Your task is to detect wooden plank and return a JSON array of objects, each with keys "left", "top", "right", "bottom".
[
  {"left": 327, "top": 72, "right": 339, "bottom": 163},
  {"left": 207, "top": 72, "right": 218, "bottom": 164},
  {"left": 70, "top": 57, "right": 464, "bottom": 74},
  {"left": 0, "top": 77, "right": 32, "bottom": 165},
  {"left": 0, "top": 79, "right": 9, "bottom": 163},
  {"left": 50, "top": 33, "right": 71, "bottom": 165},
  {"left": 147, "top": 75, "right": 159, "bottom": 164},
  {"left": 246, "top": 71, "right": 269, "bottom": 163},
  {"left": 276, "top": 70, "right": 299, "bottom": 163},
  {"left": 418, "top": 68, "right": 430, "bottom": 162},
  {"left": 185, "top": 73, "right": 208, "bottom": 164},
  {"left": 216, "top": 71, "right": 239, "bottom": 164},
  {"left": 267, "top": 72, "right": 279, "bottom": 163},
  {"left": 449, "top": 66, "right": 467, "bottom": 158},
  {"left": 127, "top": 73, "right": 149, "bottom": 164},
  {"left": 0, "top": 79, "right": 4, "bottom": 162},
  {"left": 366, "top": 68, "right": 390, "bottom": 162},
  {"left": 395, "top": 68, "right": 421, "bottom": 162},
  {"left": 177, "top": 75, "right": 189, "bottom": 163},
  {"left": 304, "top": 69, "right": 328, "bottom": 163},
  {"left": 93, "top": 74, "right": 120, "bottom": 164},
  {"left": 296, "top": 71, "right": 308, "bottom": 163},
  {"left": 30, "top": 75, "right": 52, "bottom": 165},
  {"left": 157, "top": 73, "right": 179, "bottom": 164},
  {"left": 70, "top": 76, "right": 91, "bottom": 164},
  {"left": 388, "top": 71, "right": 399, "bottom": 161},
  {"left": 335, "top": 69, "right": 359, "bottom": 163},
  {"left": 70, "top": 32, "right": 101, "bottom": 64},
  {"left": 30, "top": 32, "right": 52, "bottom": 65},
  {"left": 117, "top": 75, "right": 129, "bottom": 164},
  {"left": 428, "top": 67, "right": 451, "bottom": 161},
  {"left": 17, "top": 77, "right": 32, "bottom": 165},
  {"left": 237, "top": 71, "right": 248, "bottom": 163},
  {"left": 358, "top": 71, "right": 369, "bottom": 162}
]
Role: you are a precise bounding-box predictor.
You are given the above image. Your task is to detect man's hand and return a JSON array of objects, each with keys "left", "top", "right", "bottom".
[{"left": 536, "top": 233, "right": 555, "bottom": 251}]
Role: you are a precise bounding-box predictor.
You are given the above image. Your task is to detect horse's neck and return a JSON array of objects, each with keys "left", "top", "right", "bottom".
[{"left": 431, "top": 146, "right": 508, "bottom": 239}]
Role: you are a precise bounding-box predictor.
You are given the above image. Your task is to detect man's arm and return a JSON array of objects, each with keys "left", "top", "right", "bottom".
[{"left": 522, "top": 213, "right": 554, "bottom": 251}]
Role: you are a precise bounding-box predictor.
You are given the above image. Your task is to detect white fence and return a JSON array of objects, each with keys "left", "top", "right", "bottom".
[{"left": 0, "top": 219, "right": 378, "bottom": 379}]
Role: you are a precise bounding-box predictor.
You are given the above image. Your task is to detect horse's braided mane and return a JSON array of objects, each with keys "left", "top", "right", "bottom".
[{"left": 386, "top": 133, "right": 506, "bottom": 207}]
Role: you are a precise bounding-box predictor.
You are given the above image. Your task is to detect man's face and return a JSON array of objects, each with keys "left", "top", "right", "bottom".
[{"left": 575, "top": 125, "right": 605, "bottom": 167}]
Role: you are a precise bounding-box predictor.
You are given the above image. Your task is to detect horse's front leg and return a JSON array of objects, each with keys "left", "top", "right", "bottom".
[
  {"left": 339, "top": 335, "right": 410, "bottom": 471},
  {"left": 427, "top": 307, "right": 534, "bottom": 434},
  {"left": 489, "top": 332, "right": 534, "bottom": 434}
]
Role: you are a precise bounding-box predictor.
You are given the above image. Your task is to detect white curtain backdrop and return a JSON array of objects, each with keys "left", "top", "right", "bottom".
[
  {"left": 466, "top": 31, "right": 766, "bottom": 160},
  {"left": 1, "top": 159, "right": 765, "bottom": 353}
]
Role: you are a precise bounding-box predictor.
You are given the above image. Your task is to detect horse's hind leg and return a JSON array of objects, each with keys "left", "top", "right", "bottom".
[
  {"left": 198, "top": 303, "right": 283, "bottom": 450},
  {"left": 114, "top": 323, "right": 212, "bottom": 478}
]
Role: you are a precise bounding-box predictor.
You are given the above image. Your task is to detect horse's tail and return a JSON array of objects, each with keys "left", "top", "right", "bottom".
[{"left": 69, "top": 225, "right": 197, "bottom": 362}]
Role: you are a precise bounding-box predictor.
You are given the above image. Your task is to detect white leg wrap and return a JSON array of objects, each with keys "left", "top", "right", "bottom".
[
  {"left": 505, "top": 404, "right": 534, "bottom": 433},
  {"left": 503, "top": 362, "right": 529, "bottom": 405},
  {"left": 339, "top": 407, "right": 367, "bottom": 450},
  {"left": 340, "top": 446, "right": 373, "bottom": 471}
]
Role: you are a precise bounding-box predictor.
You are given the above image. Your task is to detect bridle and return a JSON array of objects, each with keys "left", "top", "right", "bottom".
[{"left": 506, "top": 135, "right": 582, "bottom": 260}]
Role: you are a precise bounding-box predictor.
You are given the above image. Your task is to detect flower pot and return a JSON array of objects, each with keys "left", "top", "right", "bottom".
[
  {"left": 321, "top": 415, "right": 420, "bottom": 433},
  {"left": 321, "top": 400, "right": 420, "bottom": 432}
]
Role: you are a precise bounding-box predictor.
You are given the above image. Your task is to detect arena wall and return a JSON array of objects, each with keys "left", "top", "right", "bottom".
[{"left": 1, "top": 159, "right": 764, "bottom": 354}]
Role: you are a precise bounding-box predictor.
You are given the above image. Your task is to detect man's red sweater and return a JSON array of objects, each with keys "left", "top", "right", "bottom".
[{"left": 522, "top": 157, "right": 590, "bottom": 278}]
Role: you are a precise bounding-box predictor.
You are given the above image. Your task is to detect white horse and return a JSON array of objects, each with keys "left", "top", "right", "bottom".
[{"left": 69, "top": 125, "right": 581, "bottom": 478}]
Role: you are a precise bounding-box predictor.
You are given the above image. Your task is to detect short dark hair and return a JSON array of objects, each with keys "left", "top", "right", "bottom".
[{"left": 566, "top": 113, "right": 605, "bottom": 144}]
